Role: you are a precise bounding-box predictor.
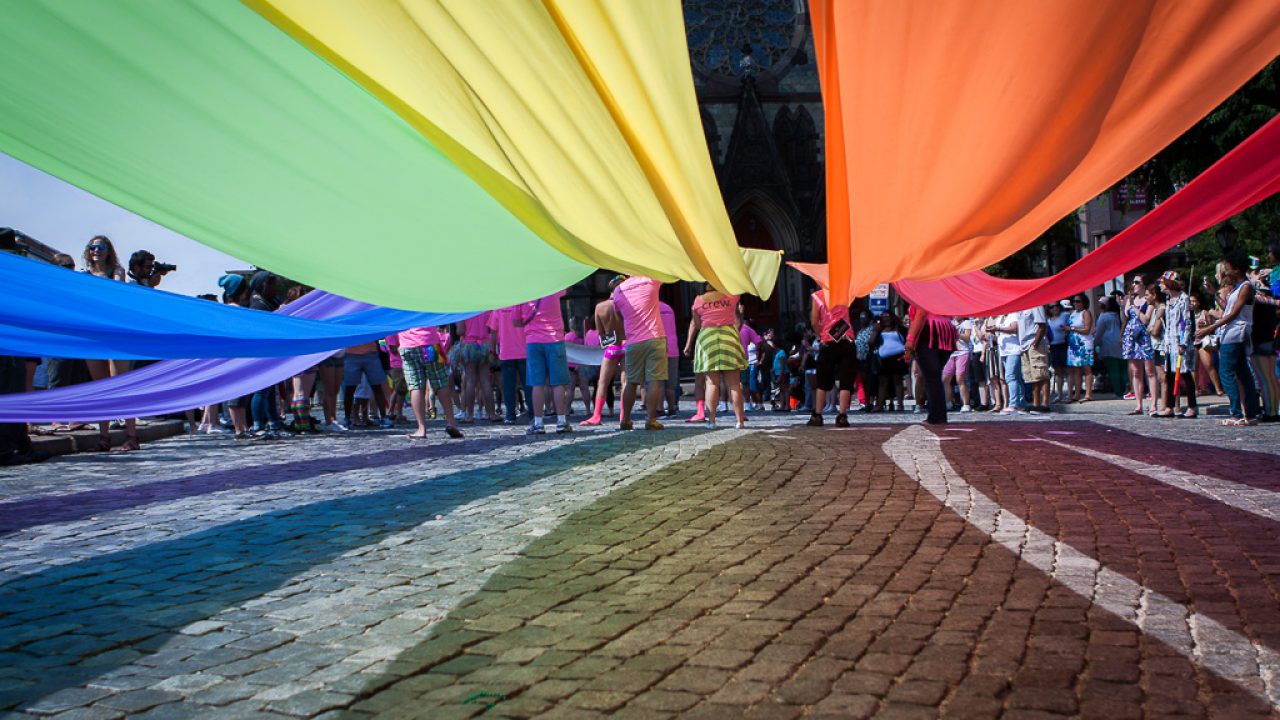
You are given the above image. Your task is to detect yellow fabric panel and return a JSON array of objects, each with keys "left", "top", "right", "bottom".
[{"left": 246, "top": 0, "right": 777, "bottom": 299}]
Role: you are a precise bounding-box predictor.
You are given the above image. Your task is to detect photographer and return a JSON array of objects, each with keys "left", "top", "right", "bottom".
[{"left": 126, "top": 250, "right": 176, "bottom": 288}]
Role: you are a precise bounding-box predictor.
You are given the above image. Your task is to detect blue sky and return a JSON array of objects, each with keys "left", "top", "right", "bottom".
[{"left": 0, "top": 152, "right": 244, "bottom": 297}]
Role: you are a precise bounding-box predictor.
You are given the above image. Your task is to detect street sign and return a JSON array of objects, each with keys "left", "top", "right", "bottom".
[{"left": 869, "top": 283, "right": 890, "bottom": 315}]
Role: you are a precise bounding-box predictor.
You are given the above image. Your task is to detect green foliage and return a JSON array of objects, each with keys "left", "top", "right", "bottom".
[
  {"left": 1125, "top": 59, "right": 1278, "bottom": 271},
  {"left": 991, "top": 60, "right": 1278, "bottom": 280}
]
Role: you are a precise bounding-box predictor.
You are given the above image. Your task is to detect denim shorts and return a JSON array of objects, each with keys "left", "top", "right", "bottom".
[
  {"left": 526, "top": 342, "right": 570, "bottom": 387},
  {"left": 343, "top": 352, "right": 386, "bottom": 387}
]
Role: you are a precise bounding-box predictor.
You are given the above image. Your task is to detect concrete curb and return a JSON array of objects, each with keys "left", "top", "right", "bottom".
[{"left": 29, "top": 420, "right": 188, "bottom": 457}]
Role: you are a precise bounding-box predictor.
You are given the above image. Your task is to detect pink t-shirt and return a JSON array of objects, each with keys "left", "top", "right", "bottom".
[
  {"left": 384, "top": 334, "right": 402, "bottom": 369},
  {"left": 399, "top": 326, "right": 445, "bottom": 349},
  {"left": 584, "top": 329, "right": 600, "bottom": 347},
  {"left": 520, "top": 290, "right": 566, "bottom": 344},
  {"left": 812, "top": 290, "right": 851, "bottom": 343},
  {"left": 488, "top": 305, "right": 527, "bottom": 361},
  {"left": 461, "top": 312, "right": 492, "bottom": 344},
  {"left": 694, "top": 292, "right": 739, "bottom": 328},
  {"left": 611, "top": 276, "right": 664, "bottom": 344},
  {"left": 659, "top": 302, "right": 679, "bottom": 358}
]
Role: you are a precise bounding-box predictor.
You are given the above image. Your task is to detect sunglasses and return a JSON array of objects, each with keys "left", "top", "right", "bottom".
[{"left": 87, "top": 245, "right": 107, "bottom": 252}]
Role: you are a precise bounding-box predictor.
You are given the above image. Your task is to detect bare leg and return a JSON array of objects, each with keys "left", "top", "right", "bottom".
[
  {"left": 726, "top": 374, "right": 746, "bottom": 424},
  {"left": 408, "top": 388, "right": 427, "bottom": 437},
  {"left": 1128, "top": 360, "right": 1144, "bottom": 411},
  {"left": 621, "top": 382, "right": 638, "bottom": 425},
  {"left": 705, "top": 373, "right": 720, "bottom": 424},
  {"left": 461, "top": 361, "right": 478, "bottom": 419}
]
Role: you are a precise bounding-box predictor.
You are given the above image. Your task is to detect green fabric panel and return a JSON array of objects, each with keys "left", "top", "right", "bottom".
[{"left": 0, "top": 0, "right": 591, "bottom": 311}]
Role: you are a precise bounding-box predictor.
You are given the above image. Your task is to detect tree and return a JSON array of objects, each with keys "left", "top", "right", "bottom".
[{"left": 1123, "top": 59, "right": 1278, "bottom": 272}]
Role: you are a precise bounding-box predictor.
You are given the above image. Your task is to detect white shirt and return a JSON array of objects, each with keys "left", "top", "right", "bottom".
[
  {"left": 996, "top": 314, "right": 1021, "bottom": 357},
  {"left": 950, "top": 319, "right": 972, "bottom": 358},
  {"left": 1018, "top": 307, "right": 1048, "bottom": 351}
]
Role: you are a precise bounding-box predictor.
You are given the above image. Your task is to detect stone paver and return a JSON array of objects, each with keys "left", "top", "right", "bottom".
[{"left": 1, "top": 404, "right": 1277, "bottom": 718}]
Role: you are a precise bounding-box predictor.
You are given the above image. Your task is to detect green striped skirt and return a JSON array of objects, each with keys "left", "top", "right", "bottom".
[{"left": 694, "top": 324, "right": 747, "bottom": 373}]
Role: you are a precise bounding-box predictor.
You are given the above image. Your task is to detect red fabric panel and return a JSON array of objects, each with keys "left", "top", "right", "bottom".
[{"left": 896, "top": 114, "right": 1280, "bottom": 316}]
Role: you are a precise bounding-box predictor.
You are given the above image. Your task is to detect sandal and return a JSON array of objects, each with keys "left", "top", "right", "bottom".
[
  {"left": 94, "top": 434, "right": 112, "bottom": 452},
  {"left": 1126, "top": 409, "right": 1144, "bottom": 416},
  {"left": 112, "top": 437, "right": 141, "bottom": 452},
  {"left": 1179, "top": 411, "right": 1198, "bottom": 419},
  {"left": 1217, "top": 418, "right": 1245, "bottom": 427}
]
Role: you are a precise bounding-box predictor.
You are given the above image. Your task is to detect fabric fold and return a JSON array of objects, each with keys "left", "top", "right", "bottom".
[
  {"left": 813, "top": 0, "right": 1280, "bottom": 303},
  {"left": 0, "top": 0, "right": 591, "bottom": 312},
  {"left": 896, "top": 114, "right": 1280, "bottom": 316},
  {"left": 244, "top": 0, "right": 778, "bottom": 298},
  {"left": 0, "top": 291, "right": 475, "bottom": 423},
  {"left": 0, "top": 251, "right": 476, "bottom": 360}
]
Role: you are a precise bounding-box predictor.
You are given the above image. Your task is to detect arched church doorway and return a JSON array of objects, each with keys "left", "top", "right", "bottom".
[{"left": 730, "top": 195, "right": 797, "bottom": 334}]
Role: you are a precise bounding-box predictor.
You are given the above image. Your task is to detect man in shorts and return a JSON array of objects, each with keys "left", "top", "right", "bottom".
[
  {"left": 342, "top": 340, "right": 391, "bottom": 428},
  {"left": 1018, "top": 306, "right": 1050, "bottom": 412},
  {"left": 399, "top": 326, "right": 463, "bottom": 440},
  {"left": 611, "top": 275, "right": 667, "bottom": 430},
  {"left": 517, "top": 290, "right": 573, "bottom": 434},
  {"left": 806, "top": 290, "right": 856, "bottom": 427}
]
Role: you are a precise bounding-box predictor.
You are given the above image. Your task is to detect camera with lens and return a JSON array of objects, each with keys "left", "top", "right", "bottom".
[{"left": 152, "top": 262, "right": 177, "bottom": 275}]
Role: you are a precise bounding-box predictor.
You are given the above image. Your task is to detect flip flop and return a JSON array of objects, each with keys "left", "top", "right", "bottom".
[{"left": 406, "top": 433, "right": 429, "bottom": 441}]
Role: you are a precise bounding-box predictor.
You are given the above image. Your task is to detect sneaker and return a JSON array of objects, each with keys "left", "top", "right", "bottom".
[
  {"left": 252, "top": 430, "right": 278, "bottom": 441},
  {"left": 321, "top": 422, "right": 348, "bottom": 433},
  {"left": 379, "top": 417, "right": 395, "bottom": 429},
  {"left": 526, "top": 424, "right": 546, "bottom": 435},
  {"left": 555, "top": 422, "right": 573, "bottom": 434},
  {"left": 835, "top": 413, "right": 850, "bottom": 428},
  {"left": 1123, "top": 392, "right": 1136, "bottom": 400},
  {"left": 912, "top": 405, "right": 923, "bottom": 414},
  {"left": 806, "top": 413, "right": 823, "bottom": 427},
  {"left": 445, "top": 426, "right": 464, "bottom": 439},
  {"left": 645, "top": 419, "right": 665, "bottom": 431},
  {"left": 960, "top": 405, "right": 973, "bottom": 413},
  {"left": 735, "top": 420, "right": 746, "bottom": 429},
  {"left": 717, "top": 402, "right": 728, "bottom": 413},
  {"left": 233, "top": 431, "right": 253, "bottom": 441}
]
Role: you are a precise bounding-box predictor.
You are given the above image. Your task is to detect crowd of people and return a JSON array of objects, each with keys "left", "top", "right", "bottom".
[
  {"left": 788, "top": 245, "right": 1280, "bottom": 428},
  {"left": 5, "top": 234, "right": 1280, "bottom": 465}
]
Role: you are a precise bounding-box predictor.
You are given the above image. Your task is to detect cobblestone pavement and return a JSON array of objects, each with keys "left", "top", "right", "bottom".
[{"left": 0, "top": 406, "right": 1277, "bottom": 719}]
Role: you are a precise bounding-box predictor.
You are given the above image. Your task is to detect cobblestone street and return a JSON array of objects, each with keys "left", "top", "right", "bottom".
[{"left": 1, "top": 407, "right": 1277, "bottom": 719}]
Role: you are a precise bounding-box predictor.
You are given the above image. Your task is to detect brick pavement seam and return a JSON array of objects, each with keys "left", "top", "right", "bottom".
[
  {"left": 883, "top": 424, "right": 1280, "bottom": 710},
  {"left": 1041, "top": 439, "right": 1280, "bottom": 523}
]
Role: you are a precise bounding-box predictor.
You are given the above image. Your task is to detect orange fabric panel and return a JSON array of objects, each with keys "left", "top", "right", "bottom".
[{"left": 815, "top": 0, "right": 1280, "bottom": 304}]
